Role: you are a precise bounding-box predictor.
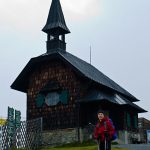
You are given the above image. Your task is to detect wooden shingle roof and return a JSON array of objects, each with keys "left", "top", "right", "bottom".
[
  {"left": 42, "top": 0, "right": 70, "bottom": 34},
  {"left": 11, "top": 50, "right": 139, "bottom": 102}
]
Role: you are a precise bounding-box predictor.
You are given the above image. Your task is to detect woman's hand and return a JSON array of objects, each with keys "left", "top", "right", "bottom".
[
  {"left": 97, "top": 134, "right": 101, "bottom": 140},
  {"left": 104, "top": 130, "right": 109, "bottom": 138}
]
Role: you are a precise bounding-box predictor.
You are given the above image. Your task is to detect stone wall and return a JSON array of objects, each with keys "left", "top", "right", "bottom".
[
  {"left": 117, "top": 130, "right": 140, "bottom": 144},
  {"left": 41, "top": 128, "right": 140, "bottom": 146},
  {"left": 79, "top": 127, "right": 93, "bottom": 142},
  {"left": 42, "top": 128, "right": 78, "bottom": 147}
]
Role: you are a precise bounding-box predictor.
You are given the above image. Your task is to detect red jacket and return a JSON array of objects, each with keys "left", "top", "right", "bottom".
[{"left": 94, "top": 117, "right": 115, "bottom": 142}]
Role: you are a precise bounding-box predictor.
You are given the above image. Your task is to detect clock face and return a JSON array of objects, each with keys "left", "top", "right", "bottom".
[{"left": 45, "top": 92, "right": 60, "bottom": 106}]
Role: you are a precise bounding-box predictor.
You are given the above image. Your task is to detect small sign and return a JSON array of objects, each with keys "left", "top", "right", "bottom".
[
  {"left": 15, "top": 110, "right": 21, "bottom": 128},
  {"left": 7, "top": 107, "right": 15, "bottom": 137}
]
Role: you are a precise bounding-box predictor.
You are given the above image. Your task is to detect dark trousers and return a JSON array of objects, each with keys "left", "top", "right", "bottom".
[{"left": 99, "top": 140, "right": 111, "bottom": 150}]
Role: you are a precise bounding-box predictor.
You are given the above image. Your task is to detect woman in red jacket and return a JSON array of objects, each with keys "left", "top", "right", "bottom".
[{"left": 94, "top": 110, "right": 115, "bottom": 150}]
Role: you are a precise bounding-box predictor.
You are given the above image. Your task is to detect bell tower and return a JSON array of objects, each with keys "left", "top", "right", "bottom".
[{"left": 42, "top": 0, "right": 70, "bottom": 53}]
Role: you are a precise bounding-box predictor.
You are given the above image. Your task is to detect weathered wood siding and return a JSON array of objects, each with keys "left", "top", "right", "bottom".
[{"left": 27, "top": 59, "right": 84, "bottom": 130}]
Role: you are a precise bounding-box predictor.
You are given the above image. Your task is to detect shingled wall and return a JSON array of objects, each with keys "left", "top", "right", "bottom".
[{"left": 27, "top": 59, "right": 85, "bottom": 130}]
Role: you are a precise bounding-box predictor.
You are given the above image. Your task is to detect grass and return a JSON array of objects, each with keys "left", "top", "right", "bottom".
[
  {"left": 13, "top": 146, "right": 128, "bottom": 150},
  {"left": 41, "top": 146, "right": 128, "bottom": 150},
  {"left": 39, "top": 141, "right": 128, "bottom": 150},
  {"left": 12, "top": 141, "right": 128, "bottom": 150}
]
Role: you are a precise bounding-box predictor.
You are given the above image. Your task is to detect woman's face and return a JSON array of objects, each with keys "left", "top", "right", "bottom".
[{"left": 98, "top": 112, "right": 104, "bottom": 121}]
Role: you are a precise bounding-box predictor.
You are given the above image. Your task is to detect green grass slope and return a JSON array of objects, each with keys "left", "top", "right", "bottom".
[{"left": 41, "top": 145, "right": 127, "bottom": 150}]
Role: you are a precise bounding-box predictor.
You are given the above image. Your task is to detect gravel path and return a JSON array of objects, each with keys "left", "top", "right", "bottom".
[{"left": 113, "top": 144, "right": 150, "bottom": 150}]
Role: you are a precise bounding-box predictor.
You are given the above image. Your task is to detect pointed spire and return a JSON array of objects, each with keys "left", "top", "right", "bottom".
[{"left": 42, "top": 0, "right": 70, "bottom": 34}]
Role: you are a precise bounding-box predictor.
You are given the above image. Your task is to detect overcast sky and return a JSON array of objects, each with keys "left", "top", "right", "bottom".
[{"left": 0, "top": 0, "right": 150, "bottom": 120}]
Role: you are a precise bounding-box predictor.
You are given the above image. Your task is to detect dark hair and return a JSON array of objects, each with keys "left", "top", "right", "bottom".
[{"left": 97, "top": 109, "right": 106, "bottom": 115}]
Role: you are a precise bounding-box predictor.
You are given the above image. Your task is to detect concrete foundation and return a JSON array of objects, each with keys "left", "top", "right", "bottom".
[{"left": 41, "top": 128, "right": 139, "bottom": 146}]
